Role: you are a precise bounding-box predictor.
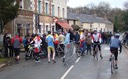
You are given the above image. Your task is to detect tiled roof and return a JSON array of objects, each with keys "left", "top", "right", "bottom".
[
  {"left": 67, "top": 13, "right": 79, "bottom": 20},
  {"left": 67, "top": 13, "right": 113, "bottom": 24}
]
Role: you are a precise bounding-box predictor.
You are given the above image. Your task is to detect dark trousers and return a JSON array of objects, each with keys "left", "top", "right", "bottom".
[
  {"left": 4, "top": 46, "right": 8, "bottom": 58},
  {"left": 54, "top": 43, "right": 58, "bottom": 56},
  {"left": 9, "top": 46, "right": 13, "bottom": 57},
  {"left": 14, "top": 48, "right": 20, "bottom": 57},
  {"left": 87, "top": 44, "right": 91, "bottom": 54}
]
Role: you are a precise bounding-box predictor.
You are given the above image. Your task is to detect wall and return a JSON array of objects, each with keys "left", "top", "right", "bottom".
[
  {"left": 53, "top": 0, "right": 67, "bottom": 18},
  {"left": 82, "top": 23, "right": 91, "bottom": 30}
]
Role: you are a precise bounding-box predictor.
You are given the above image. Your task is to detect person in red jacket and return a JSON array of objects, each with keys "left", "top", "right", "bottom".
[{"left": 11, "top": 33, "right": 22, "bottom": 64}]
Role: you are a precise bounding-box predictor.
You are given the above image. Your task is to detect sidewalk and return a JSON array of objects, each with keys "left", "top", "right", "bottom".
[
  {"left": 124, "top": 45, "right": 128, "bottom": 49},
  {"left": 0, "top": 58, "right": 14, "bottom": 69}
]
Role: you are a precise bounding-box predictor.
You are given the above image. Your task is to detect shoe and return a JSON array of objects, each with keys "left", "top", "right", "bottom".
[
  {"left": 16, "top": 61, "right": 19, "bottom": 64},
  {"left": 52, "top": 60, "right": 56, "bottom": 63},
  {"left": 114, "top": 65, "right": 118, "bottom": 69},
  {"left": 35, "top": 61, "right": 38, "bottom": 63},
  {"left": 48, "top": 61, "right": 50, "bottom": 63},
  {"left": 37, "top": 60, "right": 41, "bottom": 63},
  {"left": 35, "top": 60, "right": 41, "bottom": 63}
]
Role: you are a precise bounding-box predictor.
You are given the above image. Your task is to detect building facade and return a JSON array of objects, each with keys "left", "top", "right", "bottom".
[
  {"left": 3, "top": 0, "right": 68, "bottom": 37},
  {"left": 31, "top": 0, "right": 68, "bottom": 34},
  {"left": 67, "top": 13, "right": 114, "bottom": 33}
]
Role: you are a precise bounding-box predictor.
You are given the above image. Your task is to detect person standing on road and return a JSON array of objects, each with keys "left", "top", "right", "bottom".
[
  {"left": 64, "top": 29, "right": 70, "bottom": 46},
  {"left": 8, "top": 36, "right": 13, "bottom": 57},
  {"left": 109, "top": 33, "right": 122, "bottom": 69},
  {"left": 86, "top": 33, "right": 92, "bottom": 55},
  {"left": 11, "top": 33, "right": 22, "bottom": 64},
  {"left": 46, "top": 31, "right": 56, "bottom": 63},
  {"left": 53, "top": 32, "right": 59, "bottom": 56},
  {"left": 58, "top": 32, "right": 65, "bottom": 56},
  {"left": 3, "top": 33, "right": 9, "bottom": 58}
]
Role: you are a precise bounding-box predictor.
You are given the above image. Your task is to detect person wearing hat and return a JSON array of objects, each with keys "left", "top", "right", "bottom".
[{"left": 109, "top": 33, "right": 122, "bottom": 69}]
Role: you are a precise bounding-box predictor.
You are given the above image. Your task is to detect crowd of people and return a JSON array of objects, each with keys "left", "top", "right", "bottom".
[
  {"left": 2, "top": 29, "right": 126, "bottom": 67},
  {"left": 122, "top": 31, "right": 128, "bottom": 46}
]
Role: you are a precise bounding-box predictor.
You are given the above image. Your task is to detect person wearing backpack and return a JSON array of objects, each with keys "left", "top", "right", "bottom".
[{"left": 11, "top": 33, "right": 22, "bottom": 64}]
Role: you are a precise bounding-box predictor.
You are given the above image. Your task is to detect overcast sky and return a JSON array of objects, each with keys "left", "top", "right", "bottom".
[{"left": 67, "top": 0, "right": 127, "bottom": 9}]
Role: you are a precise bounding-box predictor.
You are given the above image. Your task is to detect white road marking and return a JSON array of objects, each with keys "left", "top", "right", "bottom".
[
  {"left": 60, "top": 65, "right": 74, "bottom": 79},
  {"left": 61, "top": 57, "right": 82, "bottom": 79},
  {"left": 75, "top": 57, "right": 82, "bottom": 63}
]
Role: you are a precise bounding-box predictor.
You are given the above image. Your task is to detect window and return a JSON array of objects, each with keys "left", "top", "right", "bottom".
[
  {"left": 46, "top": 25, "right": 48, "bottom": 32},
  {"left": 52, "top": 26, "right": 54, "bottom": 32},
  {"left": 17, "top": 24, "right": 22, "bottom": 36},
  {"left": 73, "top": 20, "right": 76, "bottom": 25},
  {"left": 38, "top": 0, "right": 42, "bottom": 14},
  {"left": 62, "top": 8, "right": 65, "bottom": 18},
  {"left": 39, "top": 25, "right": 41, "bottom": 33},
  {"left": 58, "top": 7, "right": 60, "bottom": 17},
  {"left": 52, "top": 5, "right": 54, "bottom": 16},
  {"left": 26, "top": 24, "right": 30, "bottom": 35},
  {"left": 19, "top": 0, "right": 23, "bottom": 8},
  {"left": 45, "top": 3, "right": 49, "bottom": 15}
]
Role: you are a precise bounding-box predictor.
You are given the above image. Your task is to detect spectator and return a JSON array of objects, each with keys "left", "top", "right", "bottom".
[
  {"left": 68, "top": 30, "right": 74, "bottom": 42},
  {"left": 46, "top": 31, "right": 56, "bottom": 63},
  {"left": 11, "top": 33, "right": 22, "bottom": 64},
  {"left": 53, "top": 32, "right": 59, "bottom": 56},
  {"left": 3, "top": 33, "right": 9, "bottom": 58},
  {"left": 22, "top": 36, "right": 28, "bottom": 53},
  {"left": 8, "top": 36, "right": 13, "bottom": 57},
  {"left": 74, "top": 31, "right": 80, "bottom": 42},
  {"left": 86, "top": 33, "right": 92, "bottom": 55},
  {"left": 58, "top": 32, "right": 65, "bottom": 56}
]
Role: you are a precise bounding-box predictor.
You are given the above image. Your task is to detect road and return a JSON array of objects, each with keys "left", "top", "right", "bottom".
[{"left": 0, "top": 44, "right": 128, "bottom": 79}]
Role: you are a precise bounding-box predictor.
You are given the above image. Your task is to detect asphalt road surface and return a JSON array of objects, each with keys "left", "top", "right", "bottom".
[{"left": 0, "top": 44, "right": 128, "bottom": 79}]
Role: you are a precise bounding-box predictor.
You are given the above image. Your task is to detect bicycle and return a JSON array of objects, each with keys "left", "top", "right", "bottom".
[
  {"left": 110, "top": 53, "right": 115, "bottom": 74},
  {"left": 25, "top": 44, "right": 34, "bottom": 60},
  {"left": 75, "top": 41, "right": 82, "bottom": 57}
]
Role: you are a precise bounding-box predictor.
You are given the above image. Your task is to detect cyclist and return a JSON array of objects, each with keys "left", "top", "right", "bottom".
[
  {"left": 30, "top": 34, "right": 42, "bottom": 63},
  {"left": 110, "top": 33, "right": 122, "bottom": 69},
  {"left": 92, "top": 30, "right": 103, "bottom": 59}
]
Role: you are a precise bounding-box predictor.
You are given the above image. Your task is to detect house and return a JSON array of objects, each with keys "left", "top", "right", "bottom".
[
  {"left": 67, "top": 13, "right": 81, "bottom": 30},
  {"left": 31, "top": 0, "right": 71, "bottom": 34},
  {"left": 79, "top": 14, "right": 113, "bottom": 33},
  {"left": 67, "top": 13, "right": 113, "bottom": 33},
  {"left": 3, "top": 0, "right": 71, "bottom": 37}
]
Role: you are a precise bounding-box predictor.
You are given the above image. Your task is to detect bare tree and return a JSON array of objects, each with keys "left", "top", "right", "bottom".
[{"left": 123, "top": 1, "right": 128, "bottom": 10}]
